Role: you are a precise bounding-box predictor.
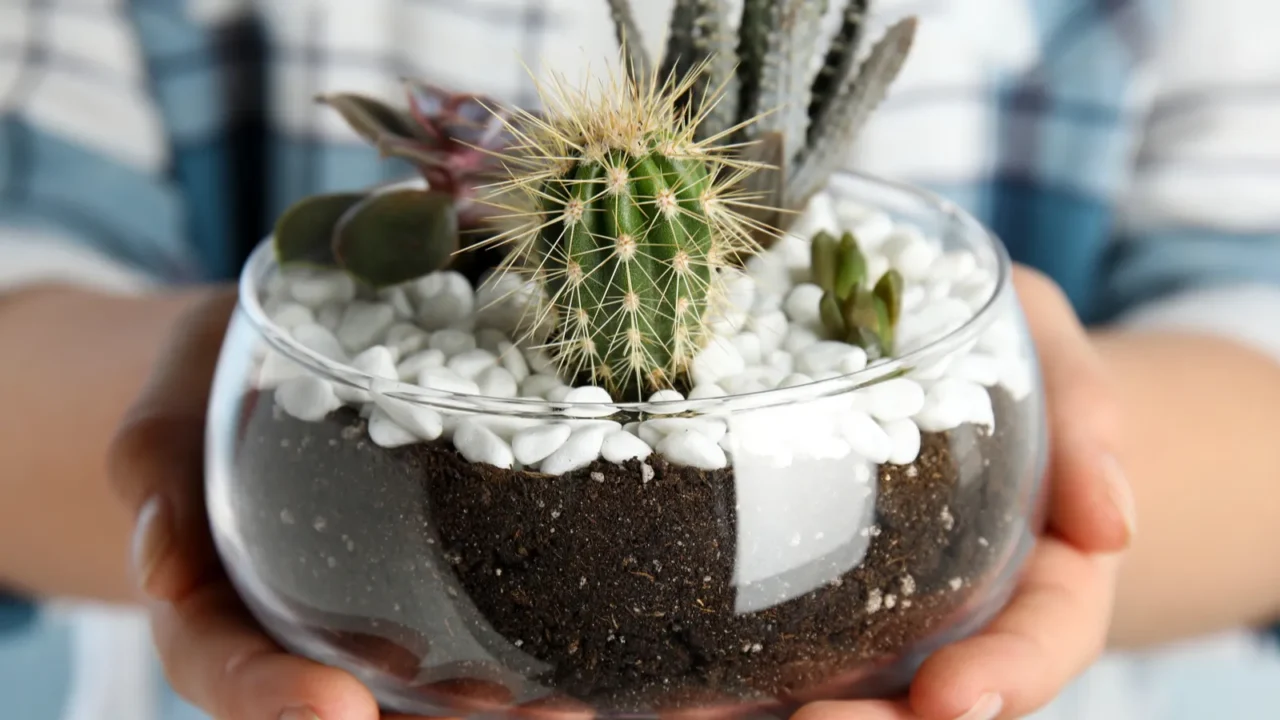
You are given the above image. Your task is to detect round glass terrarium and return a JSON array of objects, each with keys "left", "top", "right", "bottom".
[{"left": 205, "top": 170, "right": 1048, "bottom": 718}]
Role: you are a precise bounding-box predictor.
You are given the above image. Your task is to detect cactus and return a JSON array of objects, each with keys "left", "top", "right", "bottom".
[
  {"left": 811, "top": 230, "right": 902, "bottom": 358},
  {"left": 603, "top": 1, "right": 917, "bottom": 243},
  {"left": 477, "top": 66, "right": 769, "bottom": 400},
  {"left": 273, "top": 83, "right": 522, "bottom": 288}
]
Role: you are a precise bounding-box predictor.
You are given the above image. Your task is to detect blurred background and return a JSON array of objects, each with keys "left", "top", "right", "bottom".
[{"left": 2, "top": 0, "right": 1279, "bottom": 718}]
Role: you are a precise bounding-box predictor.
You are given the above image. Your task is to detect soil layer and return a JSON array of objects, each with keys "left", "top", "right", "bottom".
[{"left": 230, "top": 388, "right": 1038, "bottom": 712}]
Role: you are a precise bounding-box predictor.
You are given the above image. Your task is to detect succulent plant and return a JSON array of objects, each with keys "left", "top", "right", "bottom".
[
  {"left": 273, "top": 82, "right": 521, "bottom": 288},
  {"left": 477, "top": 66, "right": 769, "bottom": 401},
  {"left": 811, "top": 230, "right": 902, "bottom": 358},
  {"left": 604, "top": 0, "right": 917, "bottom": 244}
]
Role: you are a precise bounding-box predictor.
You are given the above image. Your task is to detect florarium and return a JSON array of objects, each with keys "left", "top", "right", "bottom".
[{"left": 205, "top": 2, "right": 1047, "bottom": 717}]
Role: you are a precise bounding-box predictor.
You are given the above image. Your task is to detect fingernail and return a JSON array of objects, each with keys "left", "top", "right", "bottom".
[
  {"left": 131, "top": 496, "right": 172, "bottom": 597},
  {"left": 279, "top": 708, "right": 321, "bottom": 720},
  {"left": 1102, "top": 454, "right": 1137, "bottom": 542},
  {"left": 954, "top": 693, "right": 1003, "bottom": 720}
]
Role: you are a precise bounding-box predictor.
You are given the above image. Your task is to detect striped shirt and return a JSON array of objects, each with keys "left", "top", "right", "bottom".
[{"left": 2, "top": 0, "right": 1280, "bottom": 717}]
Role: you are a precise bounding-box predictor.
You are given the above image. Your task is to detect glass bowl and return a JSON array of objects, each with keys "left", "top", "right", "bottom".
[{"left": 205, "top": 170, "right": 1048, "bottom": 718}]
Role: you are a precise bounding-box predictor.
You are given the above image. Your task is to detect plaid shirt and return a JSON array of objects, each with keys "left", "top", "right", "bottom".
[{"left": 3, "top": 0, "right": 1280, "bottom": 718}]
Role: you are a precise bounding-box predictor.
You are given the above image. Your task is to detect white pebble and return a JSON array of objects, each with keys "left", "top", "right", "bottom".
[
  {"left": 932, "top": 251, "right": 977, "bottom": 283},
  {"left": 722, "top": 269, "right": 757, "bottom": 313},
  {"left": 865, "top": 255, "right": 890, "bottom": 286},
  {"left": 691, "top": 340, "right": 746, "bottom": 386},
  {"left": 540, "top": 426, "right": 608, "bottom": 475},
  {"left": 839, "top": 350, "right": 869, "bottom": 374},
  {"left": 336, "top": 302, "right": 395, "bottom": 353},
  {"left": 783, "top": 325, "right": 821, "bottom": 355},
  {"left": 721, "top": 374, "right": 769, "bottom": 395},
  {"left": 496, "top": 341, "right": 530, "bottom": 382},
  {"left": 275, "top": 377, "right": 340, "bottom": 422},
  {"left": 729, "top": 333, "right": 763, "bottom": 366},
  {"left": 476, "top": 366, "right": 518, "bottom": 398},
  {"left": 901, "top": 285, "right": 926, "bottom": 313},
  {"left": 447, "top": 348, "right": 498, "bottom": 380},
  {"left": 369, "top": 382, "right": 444, "bottom": 440},
  {"left": 796, "top": 342, "right": 866, "bottom": 375},
  {"left": 562, "top": 386, "right": 616, "bottom": 418},
  {"left": 289, "top": 272, "right": 356, "bottom": 307},
  {"left": 396, "top": 349, "right": 446, "bottom": 380},
  {"left": 864, "top": 378, "right": 926, "bottom": 422},
  {"left": 688, "top": 383, "right": 726, "bottom": 400},
  {"left": 897, "top": 298, "right": 974, "bottom": 353},
  {"left": 430, "top": 328, "right": 477, "bottom": 357},
  {"left": 749, "top": 310, "right": 789, "bottom": 355},
  {"left": 546, "top": 385, "right": 573, "bottom": 402},
  {"left": 751, "top": 292, "right": 784, "bottom": 315},
  {"left": 602, "top": 431, "right": 653, "bottom": 463},
  {"left": 383, "top": 323, "right": 430, "bottom": 358},
  {"left": 412, "top": 271, "right": 474, "bottom": 330},
  {"left": 779, "top": 373, "right": 814, "bottom": 388},
  {"left": 368, "top": 409, "right": 418, "bottom": 448},
  {"left": 292, "top": 323, "right": 348, "bottom": 362},
  {"left": 379, "top": 285, "right": 416, "bottom": 320},
  {"left": 883, "top": 227, "right": 940, "bottom": 280},
  {"left": 646, "top": 390, "right": 688, "bottom": 415},
  {"left": 521, "top": 373, "right": 564, "bottom": 398},
  {"left": 949, "top": 353, "right": 1001, "bottom": 386},
  {"left": 512, "top": 423, "right": 572, "bottom": 465},
  {"left": 784, "top": 283, "right": 825, "bottom": 329},
  {"left": 766, "top": 350, "right": 794, "bottom": 376},
  {"left": 882, "top": 418, "right": 922, "bottom": 465},
  {"left": 790, "top": 190, "right": 839, "bottom": 237},
  {"left": 914, "top": 378, "right": 986, "bottom": 432},
  {"left": 745, "top": 252, "right": 791, "bottom": 296},
  {"left": 417, "top": 366, "right": 480, "bottom": 395},
  {"left": 641, "top": 418, "right": 727, "bottom": 443},
  {"left": 257, "top": 351, "right": 306, "bottom": 387},
  {"left": 524, "top": 347, "right": 558, "bottom": 375},
  {"left": 269, "top": 303, "right": 315, "bottom": 331},
  {"left": 657, "top": 430, "right": 728, "bottom": 470},
  {"left": 336, "top": 345, "right": 398, "bottom": 403},
  {"left": 474, "top": 271, "right": 538, "bottom": 334},
  {"left": 837, "top": 410, "right": 892, "bottom": 464},
  {"left": 475, "top": 328, "right": 510, "bottom": 353},
  {"left": 637, "top": 421, "right": 666, "bottom": 447},
  {"left": 928, "top": 281, "right": 953, "bottom": 301},
  {"left": 978, "top": 320, "right": 1021, "bottom": 356},
  {"left": 453, "top": 420, "right": 514, "bottom": 468},
  {"left": 848, "top": 211, "right": 894, "bottom": 250},
  {"left": 708, "top": 306, "right": 747, "bottom": 336},
  {"left": 999, "top": 356, "right": 1035, "bottom": 400}
]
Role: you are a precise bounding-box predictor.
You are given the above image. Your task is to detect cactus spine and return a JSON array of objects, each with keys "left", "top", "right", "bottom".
[{"left": 480, "top": 66, "right": 768, "bottom": 401}]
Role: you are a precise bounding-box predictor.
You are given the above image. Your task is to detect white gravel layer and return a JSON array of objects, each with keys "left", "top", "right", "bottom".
[{"left": 256, "top": 190, "right": 1034, "bottom": 474}]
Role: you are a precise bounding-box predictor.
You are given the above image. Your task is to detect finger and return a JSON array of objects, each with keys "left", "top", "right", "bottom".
[
  {"left": 151, "top": 582, "right": 381, "bottom": 720},
  {"left": 908, "top": 539, "right": 1119, "bottom": 719},
  {"left": 107, "top": 287, "right": 237, "bottom": 600},
  {"left": 790, "top": 698, "right": 917, "bottom": 720},
  {"left": 1012, "top": 267, "right": 1134, "bottom": 552}
]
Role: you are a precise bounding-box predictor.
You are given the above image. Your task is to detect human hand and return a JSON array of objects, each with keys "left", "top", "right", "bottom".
[{"left": 791, "top": 266, "right": 1136, "bottom": 720}]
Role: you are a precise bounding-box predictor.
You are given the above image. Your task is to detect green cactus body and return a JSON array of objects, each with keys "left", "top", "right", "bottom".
[
  {"left": 480, "top": 66, "right": 763, "bottom": 402},
  {"left": 536, "top": 147, "right": 717, "bottom": 399}
]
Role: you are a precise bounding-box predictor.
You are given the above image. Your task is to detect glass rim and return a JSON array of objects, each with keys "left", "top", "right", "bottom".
[{"left": 237, "top": 170, "right": 1013, "bottom": 417}]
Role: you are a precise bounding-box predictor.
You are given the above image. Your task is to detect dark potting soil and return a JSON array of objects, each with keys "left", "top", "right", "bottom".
[{"left": 230, "top": 387, "right": 1039, "bottom": 711}]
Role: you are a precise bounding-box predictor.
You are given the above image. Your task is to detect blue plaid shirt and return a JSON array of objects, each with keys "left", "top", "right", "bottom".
[{"left": 3, "top": 1, "right": 1280, "bottom": 718}]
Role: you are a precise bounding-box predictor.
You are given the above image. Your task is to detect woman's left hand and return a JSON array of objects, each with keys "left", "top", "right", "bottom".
[{"left": 792, "top": 266, "right": 1136, "bottom": 720}]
